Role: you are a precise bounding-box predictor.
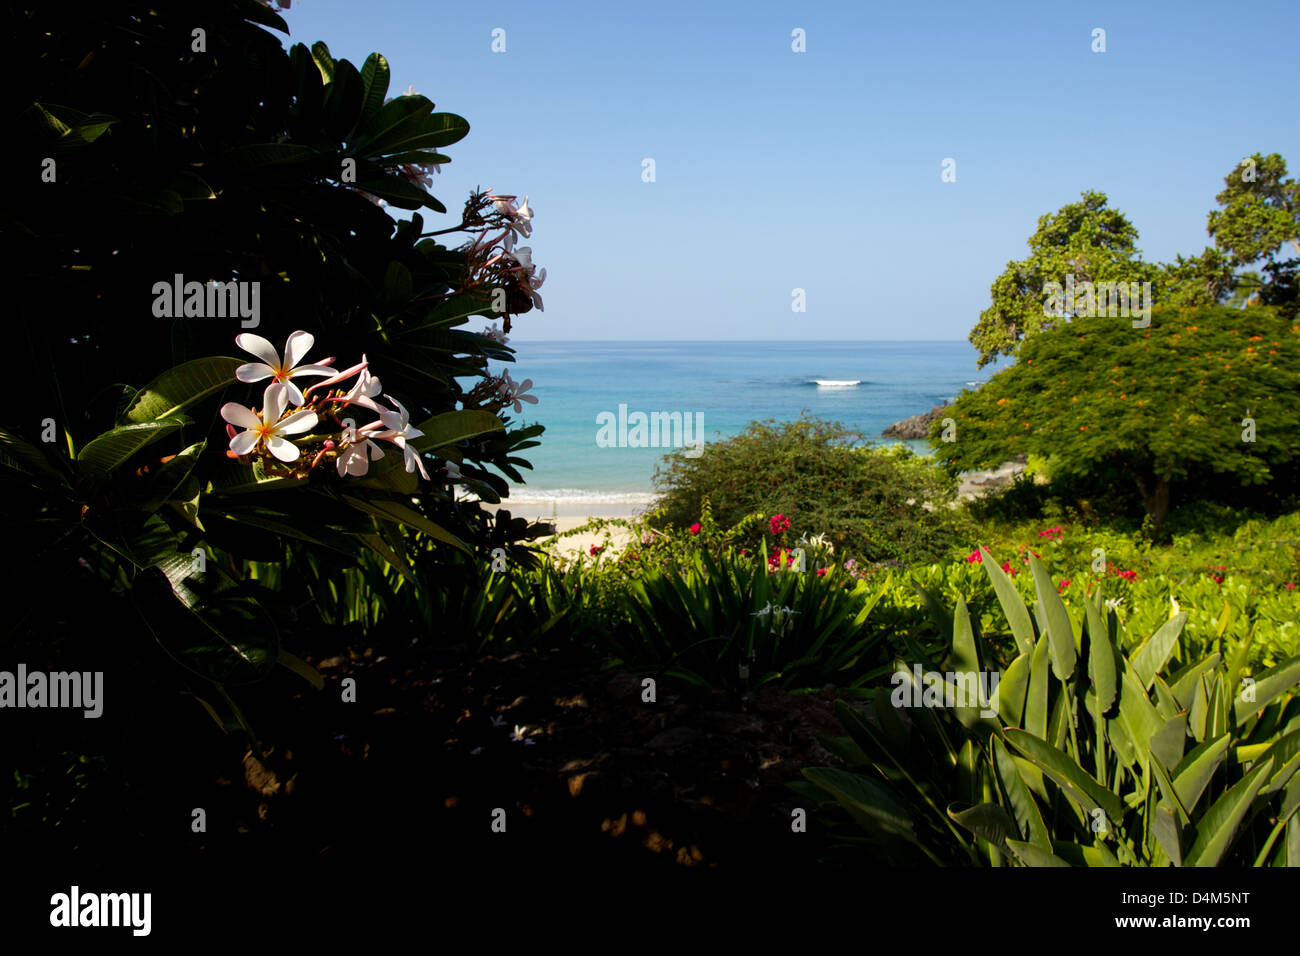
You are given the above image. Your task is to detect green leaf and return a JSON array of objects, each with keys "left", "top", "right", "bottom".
[
  {"left": 410, "top": 409, "right": 505, "bottom": 452},
  {"left": 76, "top": 419, "right": 186, "bottom": 483},
  {"left": 133, "top": 554, "right": 280, "bottom": 684},
  {"left": 948, "top": 802, "right": 1018, "bottom": 851},
  {"left": 341, "top": 496, "right": 469, "bottom": 554},
  {"left": 981, "top": 547, "right": 1035, "bottom": 657},
  {"left": 1185, "top": 756, "right": 1275, "bottom": 867},
  {"left": 356, "top": 52, "right": 391, "bottom": 134},
  {"left": 1172, "top": 735, "right": 1232, "bottom": 816},
  {"left": 1234, "top": 656, "right": 1300, "bottom": 726},
  {"left": 1085, "top": 598, "right": 1118, "bottom": 715},
  {"left": 1005, "top": 728, "right": 1126, "bottom": 822},
  {"left": 1025, "top": 632, "right": 1051, "bottom": 737},
  {"left": 0, "top": 427, "right": 69, "bottom": 487},
  {"left": 997, "top": 651, "right": 1030, "bottom": 726},
  {"left": 1028, "top": 554, "right": 1076, "bottom": 680},
  {"left": 277, "top": 649, "right": 324, "bottom": 691},
  {"left": 993, "top": 736, "right": 1051, "bottom": 850},
  {"left": 1005, "top": 839, "right": 1071, "bottom": 867},
  {"left": 801, "top": 766, "right": 914, "bottom": 836},
  {"left": 1130, "top": 613, "right": 1187, "bottom": 691},
  {"left": 121, "top": 356, "right": 242, "bottom": 424}
]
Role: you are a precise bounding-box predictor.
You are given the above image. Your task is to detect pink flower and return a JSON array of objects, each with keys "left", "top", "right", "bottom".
[
  {"left": 1285, "top": 583, "right": 1296, "bottom": 590},
  {"left": 966, "top": 550, "right": 983, "bottom": 563},
  {"left": 816, "top": 567, "right": 828, "bottom": 578},
  {"left": 1057, "top": 579, "right": 1071, "bottom": 593},
  {"left": 1001, "top": 561, "right": 1014, "bottom": 574},
  {"left": 1212, "top": 575, "right": 1223, "bottom": 584},
  {"left": 769, "top": 514, "right": 791, "bottom": 535},
  {"left": 689, "top": 522, "right": 702, "bottom": 535}
]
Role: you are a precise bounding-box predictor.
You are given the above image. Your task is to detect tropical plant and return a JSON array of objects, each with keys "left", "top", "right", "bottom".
[{"left": 797, "top": 548, "right": 1300, "bottom": 866}]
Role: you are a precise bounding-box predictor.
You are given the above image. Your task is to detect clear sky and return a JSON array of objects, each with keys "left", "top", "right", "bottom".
[{"left": 271, "top": 0, "right": 1300, "bottom": 341}]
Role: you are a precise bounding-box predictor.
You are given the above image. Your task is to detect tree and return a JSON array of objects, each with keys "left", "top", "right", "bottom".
[
  {"left": 1206, "top": 152, "right": 1299, "bottom": 316},
  {"left": 935, "top": 307, "right": 1300, "bottom": 529},
  {"left": 970, "top": 191, "right": 1160, "bottom": 368}
]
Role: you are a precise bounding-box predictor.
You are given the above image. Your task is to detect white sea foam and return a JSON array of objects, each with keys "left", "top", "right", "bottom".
[{"left": 810, "top": 379, "right": 861, "bottom": 388}]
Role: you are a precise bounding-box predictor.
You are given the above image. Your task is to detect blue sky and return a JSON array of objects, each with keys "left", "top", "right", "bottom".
[{"left": 273, "top": 0, "right": 1300, "bottom": 341}]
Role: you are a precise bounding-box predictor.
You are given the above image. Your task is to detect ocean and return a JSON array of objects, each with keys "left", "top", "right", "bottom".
[{"left": 479, "top": 340, "right": 1003, "bottom": 506}]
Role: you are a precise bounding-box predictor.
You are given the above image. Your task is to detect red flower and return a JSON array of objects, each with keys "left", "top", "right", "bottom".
[
  {"left": 739, "top": 548, "right": 749, "bottom": 557},
  {"left": 589, "top": 545, "right": 603, "bottom": 556},
  {"left": 1212, "top": 575, "right": 1223, "bottom": 584},
  {"left": 769, "top": 514, "right": 791, "bottom": 535},
  {"left": 1285, "top": 583, "right": 1296, "bottom": 591},
  {"left": 1116, "top": 569, "right": 1137, "bottom": 581},
  {"left": 1057, "top": 579, "right": 1071, "bottom": 593},
  {"left": 688, "top": 522, "right": 702, "bottom": 535},
  {"left": 1001, "top": 561, "right": 1014, "bottom": 574},
  {"left": 966, "top": 549, "right": 983, "bottom": 563},
  {"left": 816, "top": 567, "right": 828, "bottom": 578}
]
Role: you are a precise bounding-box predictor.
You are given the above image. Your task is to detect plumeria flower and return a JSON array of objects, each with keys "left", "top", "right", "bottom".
[
  {"left": 439, "top": 460, "right": 462, "bottom": 481},
  {"left": 521, "top": 266, "right": 545, "bottom": 311},
  {"left": 377, "top": 396, "right": 430, "bottom": 479},
  {"left": 511, "top": 725, "right": 535, "bottom": 746},
  {"left": 336, "top": 431, "right": 386, "bottom": 478},
  {"left": 490, "top": 715, "right": 506, "bottom": 729},
  {"left": 221, "top": 383, "right": 319, "bottom": 463},
  {"left": 235, "top": 331, "right": 337, "bottom": 406},
  {"left": 482, "top": 324, "right": 509, "bottom": 345},
  {"left": 496, "top": 370, "right": 538, "bottom": 414}
]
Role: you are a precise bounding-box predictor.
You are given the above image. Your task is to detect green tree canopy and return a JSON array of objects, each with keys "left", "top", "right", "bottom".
[
  {"left": 936, "top": 306, "right": 1300, "bottom": 527},
  {"left": 969, "top": 190, "right": 1160, "bottom": 368}
]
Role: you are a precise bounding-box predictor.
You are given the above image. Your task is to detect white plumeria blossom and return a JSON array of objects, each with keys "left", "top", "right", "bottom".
[
  {"left": 377, "top": 396, "right": 430, "bottom": 480},
  {"left": 336, "top": 434, "right": 386, "bottom": 477},
  {"left": 511, "top": 725, "right": 535, "bottom": 746},
  {"left": 440, "top": 460, "right": 462, "bottom": 480},
  {"left": 482, "top": 324, "right": 508, "bottom": 346},
  {"left": 496, "top": 370, "right": 538, "bottom": 414},
  {"left": 221, "top": 383, "right": 318, "bottom": 463},
  {"left": 235, "top": 331, "right": 336, "bottom": 407},
  {"left": 340, "top": 358, "right": 386, "bottom": 414}
]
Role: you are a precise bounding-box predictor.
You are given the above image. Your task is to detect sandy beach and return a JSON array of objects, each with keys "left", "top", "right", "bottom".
[{"left": 481, "top": 500, "right": 644, "bottom": 558}]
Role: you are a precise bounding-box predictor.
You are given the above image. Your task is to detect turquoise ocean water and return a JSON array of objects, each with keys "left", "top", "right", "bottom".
[{"left": 480, "top": 341, "right": 1003, "bottom": 504}]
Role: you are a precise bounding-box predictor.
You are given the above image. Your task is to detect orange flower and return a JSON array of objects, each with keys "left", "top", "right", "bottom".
[
  {"left": 1079, "top": 425, "right": 1088, "bottom": 430},
  {"left": 996, "top": 397, "right": 1007, "bottom": 405}
]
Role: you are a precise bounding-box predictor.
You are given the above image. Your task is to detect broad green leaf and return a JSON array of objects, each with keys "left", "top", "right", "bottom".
[
  {"left": 993, "top": 736, "right": 1051, "bottom": 850},
  {"left": 1170, "top": 653, "right": 1221, "bottom": 710},
  {"left": 1025, "top": 632, "right": 1051, "bottom": 738},
  {"left": 996, "top": 651, "right": 1030, "bottom": 727},
  {"left": 342, "top": 495, "right": 469, "bottom": 553},
  {"left": 801, "top": 766, "right": 914, "bottom": 836},
  {"left": 0, "top": 427, "right": 68, "bottom": 487},
  {"left": 1005, "top": 728, "right": 1125, "bottom": 822},
  {"left": 948, "top": 802, "right": 1018, "bottom": 850},
  {"left": 1172, "top": 734, "right": 1231, "bottom": 816},
  {"left": 1005, "top": 839, "right": 1071, "bottom": 867},
  {"left": 122, "top": 356, "right": 242, "bottom": 424},
  {"left": 981, "top": 546, "right": 1035, "bottom": 657},
  {"left": 77, "top": 419, "right": 186, "bottom": 482},
  {"left": 1234, "top": 656, "right": 1300, "bottom": 726},
  {"left": 1028, "top": 554, "right": 1075, "bottom": 680},
  {"left": 356, "top": 52, "right": 391, "bottom": 133},
  {"left": 1185, "top": 756, "right": 1275, "bottom": 867},
  {"left": 277, "top": 649, "right": 324, "bottom": 691},
  {"left": 1084, "top": 597, "right": 1117, "bottom": 715},
  {"left": 410, "top": 409, "right": 505, "bottom": 452},
  {"left": 1130, "top": 612, "right": 1187, "bottom": 691}
]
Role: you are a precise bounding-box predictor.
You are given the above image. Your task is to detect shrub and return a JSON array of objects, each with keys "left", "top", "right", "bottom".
[{"left": 650, "top": 416, "right": 966, "bottom": 564}]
